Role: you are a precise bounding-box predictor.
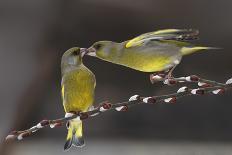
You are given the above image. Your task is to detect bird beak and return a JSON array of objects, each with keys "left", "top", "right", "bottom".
[
  {"left": 86, "top": 47, "right": 97, "bottom": 57},
  {"left": 80, "top": 48, "right": 88, "bottom": 57}
]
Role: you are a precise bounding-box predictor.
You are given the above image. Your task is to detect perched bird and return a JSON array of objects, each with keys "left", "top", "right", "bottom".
[
  {"left": 86, "top": 29, "right": 215, "bottom": 82},
  {"left": 61, "top": 47, "right": 96, "bottom": 150}
]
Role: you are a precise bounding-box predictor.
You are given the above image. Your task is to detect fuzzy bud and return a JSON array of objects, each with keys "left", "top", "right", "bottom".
[
  {"left": 115, "top": 105, "right": 128, "bottom": 112},
  {"left": 39, "top": 120, "right": 49, "bottom": 127},
  {"left": 152, "top": 75, "right": 164, "bottom": 80},
  {"left": 5, "top": 134, "right": 16, "bottom": 141},
  {"left": 99, "top": 107, "right": 107, "bottom": 112},
  {"left": 226, "top": 78, "right": 232, "bottom": 85},
  {"left": 212, "top": 89, "right": 225, "bottom": 95},
  {"left": 17, "top": 132, "right": 31, "bottom": 140},
  {"left": 142, "top": 97, "right": 156, "bottom": 104},
  {"left": 177, "top": 86, "right": 188, "bottom": 93},
  {"left": 102, "top": 102, "right": 112, "bottom": 109},
  {"left": 17, "top": 134, "right": 23, "bottom": 140},
  {"left": 100, "top": 102, "right": 112, "bottom": 112},
  {"left": 129, "top": 95, "right": 140, "bottom": 101},
  {"left": 29, "top": 126, "right": 38, "bottom": 132},
  {"left": 186, "top": 75, "right": 199, "bottom": 82},
  {"left": 177, "top": 77, "right": 187, "bottom": 83},
  {"left": 36, "top": 123, "right": 43, "bottom": 129},
  {"left": 163, "top": 79, "right": 177, "bottom": 85},
  {"left": 65, "top": 113, "right": 75, "bottom": 118},
  {"left": 164, "top": 97, "right": 177, "bottom": 104},
  {"left": 36, "top": 120, "right": 49, "bottom": 129},
  {"left": 191, "top": 88, "right": 205, "bottom": 95},
  {"left": 50, "top": 124, "right": 55, "bottom": 128},
  {"left": 198, "top": 82, "right": 211, "bottom": 87},
  {"left": 150, "top": 74, "right": 164, "bottom": 84}
]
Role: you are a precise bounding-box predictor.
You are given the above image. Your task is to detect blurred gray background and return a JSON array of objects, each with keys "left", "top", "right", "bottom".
[{"left": 0, "top": 0, "right": 232, "bottom": 154}]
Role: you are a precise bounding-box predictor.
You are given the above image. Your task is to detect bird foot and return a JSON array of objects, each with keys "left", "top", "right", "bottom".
[
  {"left": 88, "top": 106, "right": 95, "bottom": 111},
  {"left": 150, "top": 72, "right": 177, "bottom": 85},
  {"left": 150, "top": 66, "right": 176, "bottom": 84},
  {"left": 149, "top": 71, "right": 166, "bottom": 84}
]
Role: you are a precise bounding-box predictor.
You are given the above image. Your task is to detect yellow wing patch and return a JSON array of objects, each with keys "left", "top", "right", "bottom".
[
  {"left": 61, "top": 85, "right": 64, "bottom": 101},
  {"left": 126, "top": 29, "right": 182, "bottom": 48},
  {"left": 126, "top": 37, "right": 143, "bottom": 48},
  {"left": 153, "top": 29, "right": 182, "bottom": 35}
]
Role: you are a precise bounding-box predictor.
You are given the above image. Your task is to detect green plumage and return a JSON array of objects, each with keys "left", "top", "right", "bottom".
[
  {"left": 62, "top": 65, "right": 95, "bottom": 112},
  {"left": 87, "top": 29, "right": 214, "bottom": 72},
  {"left": 61, "top": 47, "right": 96, "bottom": 150}
]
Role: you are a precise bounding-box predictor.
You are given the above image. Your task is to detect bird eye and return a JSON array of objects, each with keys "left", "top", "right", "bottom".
[
  {"left": 93, "top": 43, "right": 102, "bottom": 50},
  {"left": 72, "top": 50, "right": 79, "bottom": 56}
]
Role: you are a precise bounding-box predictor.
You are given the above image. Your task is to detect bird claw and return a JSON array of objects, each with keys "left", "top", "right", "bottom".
[
  {"left": 150, "top": 65, "right": 177, "bottom": 84},
  {"left": 88, "top": 106, "right": 95, "bottom": 111},
  {"left": 150, "top": 73, "right": 164, "bottom": 84}
]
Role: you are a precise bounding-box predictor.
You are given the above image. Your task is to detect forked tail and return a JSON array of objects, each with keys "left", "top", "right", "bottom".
[{"left": 64, "top": 119, "right": 84, "bottom": 151}]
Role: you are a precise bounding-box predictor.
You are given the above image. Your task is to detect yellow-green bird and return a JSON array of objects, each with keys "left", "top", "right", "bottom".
[
  {"left": 86, "top": 29, "right": 215, "bottom": 76},
  {"left": 61, "top": 47, "right": 96, "bottom": 150}
]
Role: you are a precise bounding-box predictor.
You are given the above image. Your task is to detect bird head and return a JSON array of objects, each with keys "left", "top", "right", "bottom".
[
  {"left": 61, "top": 47, "right": 87, "bottom": 66},
  {"left": 86, "top": 41, "right": 115, "bottom": 59}
]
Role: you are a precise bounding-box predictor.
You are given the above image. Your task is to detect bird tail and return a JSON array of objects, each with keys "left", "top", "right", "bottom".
[
  {"left": 64, "top": 120, "right": 85, "bottom": 151},
  {"left": 180, "top": 46, "right": 220, "bottom": 56}
]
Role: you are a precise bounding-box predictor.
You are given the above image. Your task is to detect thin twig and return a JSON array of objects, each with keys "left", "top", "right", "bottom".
[
  {"left": 151, "top": 74, "right": 226, "bottom": 87},
  {"left": 5, "top": 76, "right": 232, "bottom": 142}
]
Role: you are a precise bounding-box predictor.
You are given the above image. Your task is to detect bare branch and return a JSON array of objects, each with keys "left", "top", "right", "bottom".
[
  {"left": 151, "top": 73, "right": 226, "bottom": 87},
  {"left": 5, "top": 76, "right": 232, "bottom": 142}
]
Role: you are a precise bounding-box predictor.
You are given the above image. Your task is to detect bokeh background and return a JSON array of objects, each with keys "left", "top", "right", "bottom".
[{"left": 0, "top": 0, "right": 232, "bottom": 154}]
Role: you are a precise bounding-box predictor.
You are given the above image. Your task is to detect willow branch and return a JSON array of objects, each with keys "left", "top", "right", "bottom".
[
  {"left": 5, "top": 76, "right": 232, "bottom": 142},
  {"left": 151, "top": 73, "right": 226, "bottom": 87}
]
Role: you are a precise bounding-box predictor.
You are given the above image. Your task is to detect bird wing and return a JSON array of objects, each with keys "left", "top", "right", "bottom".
[
  {"left": 125, "top": 29, "right": 199, "bottom": 48},
  {"left": 61, "top": 78, "right": 65, "bottom": 101}
]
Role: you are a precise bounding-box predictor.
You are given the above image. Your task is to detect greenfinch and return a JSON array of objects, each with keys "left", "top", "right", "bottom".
[
  {"left": 61, "top": 47, "right": 96, "bottom": 150},
  {"left": 86, "top": 29, "right": 215, "bottom": 79}
]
